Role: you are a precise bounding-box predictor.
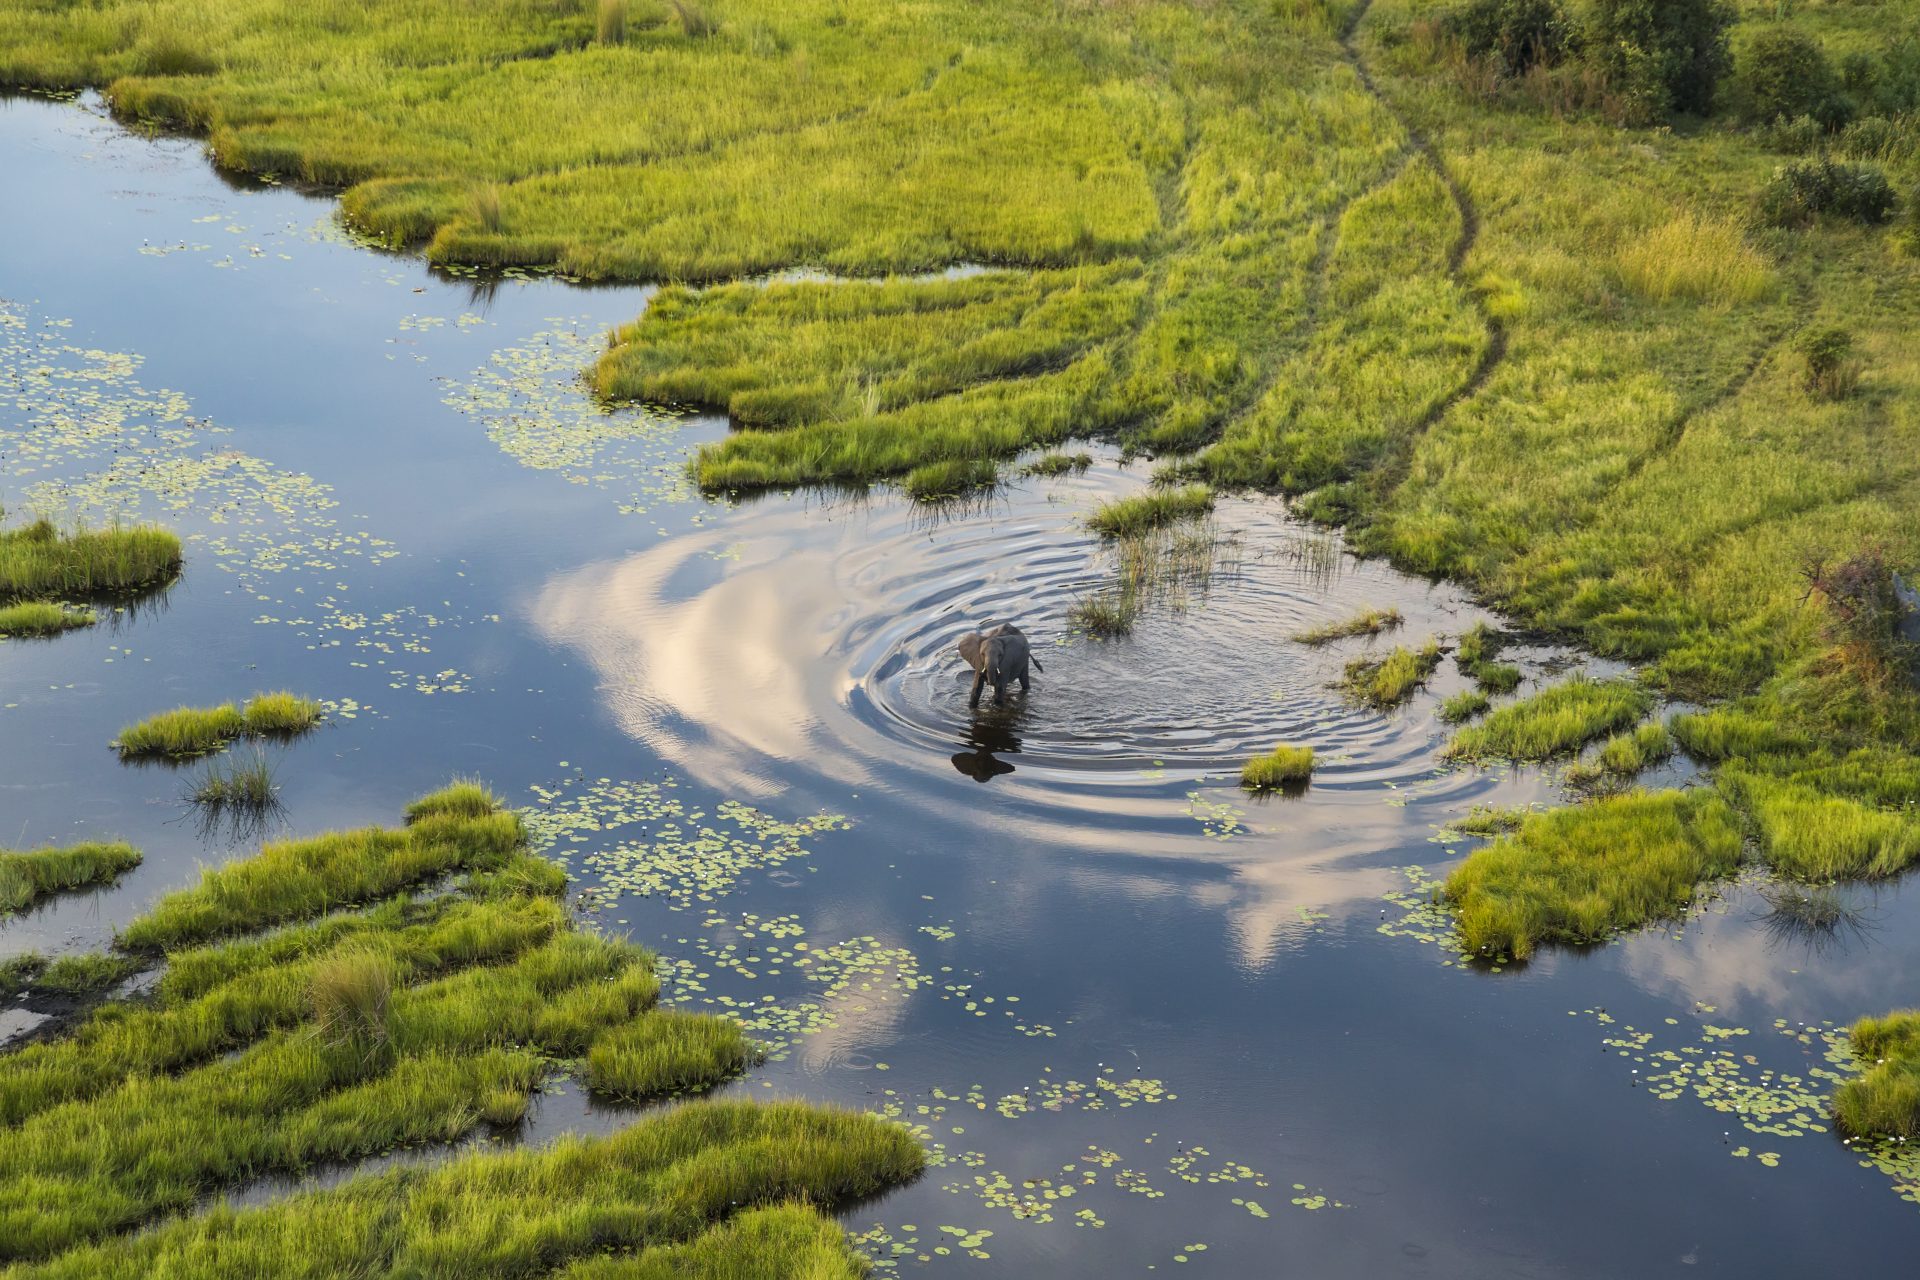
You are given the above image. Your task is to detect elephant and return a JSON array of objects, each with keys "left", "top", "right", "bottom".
[{"left": 956, "top": 623, "right": 1042, "bottom": 708}]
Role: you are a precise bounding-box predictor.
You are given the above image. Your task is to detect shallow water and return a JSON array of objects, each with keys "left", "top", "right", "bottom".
[{"left": 3, "top": 93, "right": 1918, "bottom": 1274}]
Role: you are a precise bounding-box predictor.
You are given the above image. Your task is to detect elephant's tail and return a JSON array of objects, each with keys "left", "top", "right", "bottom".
[{"left": 1031, "top": 653, "right": 1044, "bottom": 674}]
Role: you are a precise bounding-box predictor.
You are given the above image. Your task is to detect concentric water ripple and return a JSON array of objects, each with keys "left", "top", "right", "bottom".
[{"left": 531, "top": 454, "right": 1569, "bottom": 822}]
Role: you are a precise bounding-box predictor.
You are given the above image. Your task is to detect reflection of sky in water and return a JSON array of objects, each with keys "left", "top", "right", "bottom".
[{"left": 3, "top": 93, "right": 1920, "bottom": 1276}]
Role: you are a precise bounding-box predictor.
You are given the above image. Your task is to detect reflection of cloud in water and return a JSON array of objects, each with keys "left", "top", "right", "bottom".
[{"left": 531, "top": 471, "right": 1575, "bottom": 961}]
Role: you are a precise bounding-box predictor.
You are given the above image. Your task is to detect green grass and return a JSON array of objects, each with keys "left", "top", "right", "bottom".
[
  {"left": 0, "top": 953, "right": 141, "bottom": 999},
  {"left": 1454, "top": 622, "right": 1522, "bottom": 692},
  {"left": 404, "top": 777, "right": 505, "bottom": 824},
  {"left": 1292, "top": 606, "right": 1403, "bottom": 645},
  {"left": 587, "top": 1008, "right": 759, "bottom": 1100},
  {"left": 1085, "top": 485, "right": 1215, "bottom": 538},
  {"left": 4, "top": 1101, "right": 920, "bottom": 1279},
  {"left": 1439, "top": 688, "right": 1491, "bottom": 723},
  {"left": 1566, "top": 721, "right": 1677, "bottom": 790},
  {"left": 1340, "top": 639, "right": 1442, "bottom": 709},
  {"left": 1446, "top": 676, "right": 1653, "bottom": 761},
  {"left": 1721, "top": 768, "right": 1920, "bottom": 881},
  {"left": 902, "top": 457, "right": 998, "bottom": 502},
  {"left": 186, "top": 751, "right": 278, "bottom": 812},
  {"left": 0, "top": 518, "right": 180, "bottom": 602},
  {"left": 1444, "top": 790, "right": 1743, "bottom": 959},
  {"left": 1240, "top": 744, "right": 1315, "bottom": 790},
  {"left": 1068, "top": 592, "right": 1135, "bottom": 638},
  {"left": 0, "top": 842, "right": 141, "bottom": 916},
  {"left": 0, "top": 601, "right": 95, "bottom": 637},
  {"left": 117, "top": 692, "right": 324, "bottom": 759},
  {"left": 1835, "top": 1010, "right": 1920, "bottom": 1140},
  {"left": 0, "top": 788, "right": 922, "bottom": 1265}
]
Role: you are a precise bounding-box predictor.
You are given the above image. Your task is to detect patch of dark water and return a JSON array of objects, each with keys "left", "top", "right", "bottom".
[{"left": 2, "top": 92, "right": 1918, "bottom": 1275}]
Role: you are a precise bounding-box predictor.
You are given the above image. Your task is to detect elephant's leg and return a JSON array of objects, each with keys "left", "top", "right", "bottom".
[
  {"left": 992, "top": 675, "right": 1007, "bottom": 705},
  {"left": 1019, "top": 669, "right": 1030, "bottom": 693},
  {"left": 970, "top": 669, "right": 986, "bottom": 708}
]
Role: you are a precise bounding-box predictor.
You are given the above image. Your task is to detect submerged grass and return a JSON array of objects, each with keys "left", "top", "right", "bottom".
[
  {"left": 1340, "top": 639, "right": 1442, "bottom": 709},
  {"left": 1293, "top": 606, "right": 1402, "bottom": 645},
  {"left": 1241, "top": 744, "right": 1315, "bottom": 791},
  {"left": 0, "top": 787, "right": 922, "bottom": 1264},
  {"left": 1444, "top": 790, "right": 1743, "bottom": 960},
  {"left": 0, "top": 519, "right": 180, "bottom": 602},
  {"left": 0, "top": 601, "right": 95, "bottom": 637},
  {"left": 0, "top": 842, "right": 141, "bottom": 916},
  {"left": 117, "top": 692, "right": 322, "bottom": 759}
]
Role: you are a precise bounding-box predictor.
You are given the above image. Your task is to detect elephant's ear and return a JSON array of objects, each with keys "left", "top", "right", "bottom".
[{"left": 957, "top": 633, "right": 984, "bottom": 667}]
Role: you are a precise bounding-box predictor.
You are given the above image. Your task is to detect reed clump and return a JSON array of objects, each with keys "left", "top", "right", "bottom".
[
  {"left": 0, "top": 519, "right": 180, "bottom": 602},
  {"left": 1834, "top": 1011, "right": 1920, "bottom": 1140},
  {"left": 1086, "top": 486, "right": 1214, "bottom": 537}
]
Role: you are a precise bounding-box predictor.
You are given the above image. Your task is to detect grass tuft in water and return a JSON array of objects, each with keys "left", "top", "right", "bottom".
[
  {"left": 1068, "top": 592, "right": 1134, "bottom": 638},
  {"left": 1446, "top": 676, "right": 1651, "bottom": 761},
  {"left": 586, "top": 1008, "right": 759, "bottom": 1100},
  {"left": 187, "top": 751, "right": 277, "bottom": 813},
  {"left": 1086, "top": 485, "right": 1213, "bottom": 538},
  {"left": 1834, "top": 1011, "right": 1920, "bottom": 1140},
  {"left": 1440, "top": 689, "right": 1491, "bottom": 723},
  {"left": 118, "top": 692, "right": 322, "bottom": 759},
  {"left": 902, "top": 457, "right": 998, "bottom": 502},
  {"left": 1340, "top": 640, "right": 1442, "bottom": 709},
  {"left": 1444, "top": 790, "right": 1742, "bottom": 960},
  {"left": 1240, "top": 744, "right": 1314, "bottom": 791},
  {"left": 1, "top": 842, "right": 141, "bottom": 916},
  {"left": 405, "top": 778, "right": 505, "bottom": 824},
  {"left": 0, "top": 518, "right": 181, "bottom": 602},
  {"left": 0, "top": 601, "right": 95, "bottom": 637},
  {"left": 1292, "top": 606, "right": 1402, "bottom": 645}
]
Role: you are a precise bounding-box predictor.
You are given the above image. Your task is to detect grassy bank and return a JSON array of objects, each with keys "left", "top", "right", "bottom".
[{"left": 0, "top": 785, "right": 921, "bottom": 1266}]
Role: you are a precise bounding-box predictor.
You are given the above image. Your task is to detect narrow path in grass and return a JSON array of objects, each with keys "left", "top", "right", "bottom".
[{"left": 1335, "top": 0, "right": 1507, "bottom": 467}]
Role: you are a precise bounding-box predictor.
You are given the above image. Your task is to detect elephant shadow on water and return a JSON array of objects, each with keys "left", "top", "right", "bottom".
[{"left": 951, "top": 703, "right": 1026, "bottom": 783}]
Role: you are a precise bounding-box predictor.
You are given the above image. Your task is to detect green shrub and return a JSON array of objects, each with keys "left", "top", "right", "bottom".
[
  {"left": 1585, "top": 0, "right": 1736, "bottom": 122},
  {"left": 1796, "top": 326, "right": 1859, "bottom": 398},
  {"left": 1840, "top": 116, "right": 1913, "bottom": 163},
  {"left": 1732, "top": 26, "right": 1848, "bottom": 129},
  {"left": 1241, "top": 745, "right": 1315, "bottom": 790},
  {"left": 1761, "top": 113, "right": 1824, "bottom": 155},
  {"left": 1450, "top": 0, "right": 1577, "bottom": 76},
  {"left": 1758, "top": 158, "right": 1897, "bottom": 227}
]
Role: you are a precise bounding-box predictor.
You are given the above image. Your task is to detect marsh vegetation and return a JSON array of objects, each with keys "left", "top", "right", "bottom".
[{"left": 117, "top": 692, "right": 323, "bottom": 759}]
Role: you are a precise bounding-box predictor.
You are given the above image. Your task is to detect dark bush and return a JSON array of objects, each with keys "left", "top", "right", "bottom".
[
  {"left": 1758, "top": 157, "right": 1897, "bottom": 227},
  {"left": 1761, "top": 113, "right": 1823, "bottom": 155},
  {"left": 1450, "top": 0, "right": 1578, "bottom": 76},
  {"left": 1586, "top": 0, "right": 1736, "bottom": 123},
  {"left": 1733, "top": 26, "right": 1850, "bottom": 129},
  {"left": 1803, "top": 545, "right": 1914, "bottom": 671}
]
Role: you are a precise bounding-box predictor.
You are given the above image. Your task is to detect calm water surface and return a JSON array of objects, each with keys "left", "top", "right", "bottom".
[{"left": 3, "top": 94, "right": 1917, "bottom": 1276}]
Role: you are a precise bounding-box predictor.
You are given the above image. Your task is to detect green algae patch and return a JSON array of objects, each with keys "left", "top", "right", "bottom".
[
  {"left": 1446, "top": 676, "right": 1652, "bottom": 762},
  {"left": 0, "top": 785, "right": 921, "bottom": 1265},
  {"left": 1240, "top": 745, "right": 1314, "bottom": 791},
  {"left": 1340, "top": 639, "right": 1441, "bottom": 709},
  {"left": 1444, "top": 790, "right": 1742, "bottom": 960},
  {"left": 0, "top": 518, "right": 180, "bottom": 602},
  {"left": 0, "top": 842, "right": 141, "bottom": 916},
  {"left": 1292, "top": 606, "right": 1402, "bottom": 645},
  {"left": 1837, "top": 1011, "right": 1920, "bottom": 1140},
  {"left": 0, "top": 601, "right": 94, "bottom": 637}
]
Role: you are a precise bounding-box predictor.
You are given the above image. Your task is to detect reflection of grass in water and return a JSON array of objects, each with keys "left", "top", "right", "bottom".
[
  {"left": 0, "top": 784, "right": 921, "bottom": 1267},
  {"left": 1071, "top": 518, "right": 1235, "bottom": 638},
  {"left": 1757, "top": 883, "right": 1871, "bottom": 957},
  {"left": 1293, "top": 606, "right": 1401, "bottom": 645},
  {"left": 0, "top": 842, "right": 141, "bottom": 917}
]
